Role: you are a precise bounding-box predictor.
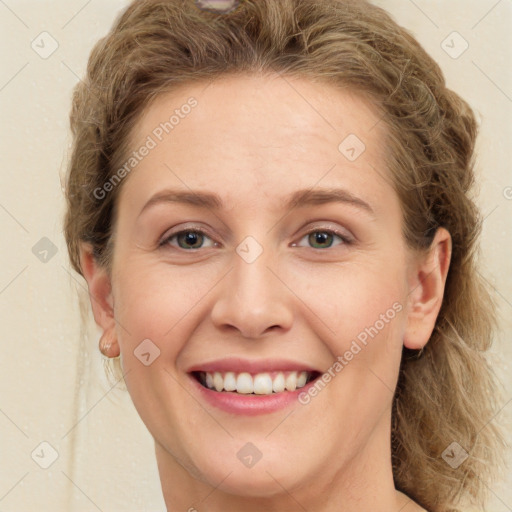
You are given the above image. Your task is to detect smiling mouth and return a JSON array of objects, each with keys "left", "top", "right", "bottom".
[{"left": 192, "top": 370, "right": 321, "bottom": 395}]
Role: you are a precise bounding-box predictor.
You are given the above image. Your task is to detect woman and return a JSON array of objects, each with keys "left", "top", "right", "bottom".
[{"left": 63, "top": 0, "right": 504, "bottom": 510}]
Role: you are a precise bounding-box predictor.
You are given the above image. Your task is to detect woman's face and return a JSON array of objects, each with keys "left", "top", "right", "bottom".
[{"left": 105, "top": 74, "right": 430, "bottom": 497}]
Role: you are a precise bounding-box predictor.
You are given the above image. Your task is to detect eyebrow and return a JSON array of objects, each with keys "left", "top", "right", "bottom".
[{"left": 138, "top": 187, "right": 375, "bottom": 217}]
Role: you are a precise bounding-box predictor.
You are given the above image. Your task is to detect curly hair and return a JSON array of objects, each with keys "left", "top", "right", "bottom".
[{"left": 63, "top": 0, "right": 504, "bottom": 510}]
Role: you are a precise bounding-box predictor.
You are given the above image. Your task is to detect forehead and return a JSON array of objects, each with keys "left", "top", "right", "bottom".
[{"left": 118, "top": 73, "right": 394, "bottom": 215}]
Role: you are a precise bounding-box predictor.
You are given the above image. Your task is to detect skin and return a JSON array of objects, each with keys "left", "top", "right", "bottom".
[{"left": 80, "top": 73, "right": 451, "bottom": 512}]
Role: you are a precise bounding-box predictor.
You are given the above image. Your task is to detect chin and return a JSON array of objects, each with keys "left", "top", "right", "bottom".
[
  {"left": 205, "top": 466, "right": 302, "bottom": 498},
  {"left": 187, "top": 448, "right": 308, "bottom": 498}
]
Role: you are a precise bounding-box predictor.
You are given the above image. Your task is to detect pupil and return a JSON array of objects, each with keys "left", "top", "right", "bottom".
[
  {"left": 310, "top": 232, "right": 332, "bottom": 248},
  {"left": 180, "top": 232, "right": 202, "bottom": 248}
]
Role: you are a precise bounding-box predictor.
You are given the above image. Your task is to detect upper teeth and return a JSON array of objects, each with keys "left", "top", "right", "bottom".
[{"left": 201, "top": 371, "right": 310, "bottom": 395}]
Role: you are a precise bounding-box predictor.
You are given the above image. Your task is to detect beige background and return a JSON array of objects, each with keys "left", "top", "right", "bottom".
[{"left": 0, "top": 1, "right": 510, "bottom": 511}]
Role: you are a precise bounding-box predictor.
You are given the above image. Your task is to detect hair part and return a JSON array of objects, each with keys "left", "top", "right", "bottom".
[{"left": 63, "top": 1, "right": 505, "bottom": 509}]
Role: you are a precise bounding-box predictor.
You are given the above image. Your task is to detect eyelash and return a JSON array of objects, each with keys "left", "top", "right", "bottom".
[{"left": 158, "top": 227, "right": 353, "bottom": 251}]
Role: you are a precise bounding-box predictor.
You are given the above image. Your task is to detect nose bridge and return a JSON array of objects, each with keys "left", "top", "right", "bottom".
[
  {"left": 210, "top": 237, "right": 293, "bottom": 338},
  {"left": 233, "top": 245, "right": 275, "bottom": 305}
]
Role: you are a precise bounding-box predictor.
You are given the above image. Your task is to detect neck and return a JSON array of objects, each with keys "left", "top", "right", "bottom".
[{"left": 154, "top": 413, "right": 416, "bottom": 512}]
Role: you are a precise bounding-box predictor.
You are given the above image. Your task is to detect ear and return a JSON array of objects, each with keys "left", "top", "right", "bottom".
[
  {"left": 79, "top": 242, "right": 116, "bottom": 334},
  {"left": 403, "top": 227, "right": 452, "bottom": 350}
]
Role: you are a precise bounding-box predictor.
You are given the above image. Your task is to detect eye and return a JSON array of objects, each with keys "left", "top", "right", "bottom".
[
  {"left": 293, "top": 229, "right": 351, "bottom": 249},
  {"left": 159, "top": 229, "right": 217, "bottom": 250},
  {"left": 159, "top": 227, "right": 350, "bottom": 251}
]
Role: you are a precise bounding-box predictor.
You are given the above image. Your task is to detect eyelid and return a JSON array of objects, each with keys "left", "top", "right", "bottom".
[
  {"left": 158, "top": 222, "right": 354, "bottom": 250},
  {"left": 158, "top": 225, "right": 218, "bottom": 248},
  {"left": 297, "top": 223, "right": 354, "bottom": 244},
  {"left": 292, "top": 230, "right": 350, "bottom": 249}
]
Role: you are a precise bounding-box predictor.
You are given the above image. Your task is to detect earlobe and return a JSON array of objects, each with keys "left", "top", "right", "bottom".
[
  {"left": 403, "top": 228, "right": 452, "bottom": 350},
  {"left": 98, "top": 325, "right": 120, "bottom": 358},
  {"left": 79, "top": 242, "right": 115, "bottom": 332}
]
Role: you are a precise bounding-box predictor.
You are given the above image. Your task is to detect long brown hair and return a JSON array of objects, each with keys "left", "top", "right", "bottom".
[{"left": 63, "top": 1, "right": 504, "bottom": 509}]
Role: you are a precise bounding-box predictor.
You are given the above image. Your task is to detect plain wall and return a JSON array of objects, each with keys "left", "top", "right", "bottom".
[{"left": 0, "top": 1, "right": 510, "bottom": 510}]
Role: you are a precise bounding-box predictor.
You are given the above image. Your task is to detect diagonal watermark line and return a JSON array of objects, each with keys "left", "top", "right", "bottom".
[
  {"left": 406, "top": 265, "right": 437, "bottom": 300},
  {"left": 472, "top": 0, "right": 504, "bottom": 29},
  {"left": 265, "top": 470, "right": 309, "bottom": 511},
  {"left": 368, "top": 162, "right": 394, "bottom": 189},
  {"left": 0, "top": 62, "right": 29, "bottom": 92},
  {"left": 474, "top": 395, "right": 512, "bottom": 438},
  {"left": 164, "top": 266, "right": 234, "bottom": 336},
  {"left": 368, "top": 367, "right": 394, "bottom": 394},
  {"left": 278, "top": 74, "right": 336, "bottom": 131},
  {"left": 406, "top": 0, "right": 439, "bottom": 28},
  {"left": 0, "top": 265, "right": 28, "bottom": 296},
  {"left": 265, "top": 410, "right": 294, "bottom": 438},
  {"left": 61, "top": 471, "right": 103, "bottom": 511},
  {"left": 61, "top": 60, "right": 89, "bottom": 89},
  {"left": 61, "top": 369, "right": 131, "bottom": 439},
  {"left": 265, "top": 266, "right": 336, "bottom": 335},
  {"left": 0, "top": 0, "right": 29, "bottom": 28},
  {"left": 0, "top": 203, "right": 29, "bottom": 233},
  {"left": 162, "top": 368, "right": 234, "bottom": 438},
  {"left": 0, "top": 472, "right": 29, "bottom": 503},
  {"left": 368, "top": 110, "right": 387, "bottom": 132},
  {"left": 477, "top": 269, "right": 512, "bottom": 311},
  {"left": 60, "top": 264, "right": 132, "bottom": 335},
  {"left": 197, "top": 470, "right": 233, "bottom": 505},
  {"left": 397, "top": 496, "right": 415, "bottom": 512},
  {"left": 61, "top": 60, "right": 82, "bottom": 82},
  {"left": 0, "top": 408, "right": 28, "bottom": 438},
  {"left": 62, "top": 0, "right": 93, "bottom": 29},
  {"left": 472, "top": 61, "right": 512, "bottom": 103},
  {"left": 482, "top": 204, "right": 499, "bottom": 223},
  {"left": 474, "top": 472, "right": 512, "bottom": 511}
]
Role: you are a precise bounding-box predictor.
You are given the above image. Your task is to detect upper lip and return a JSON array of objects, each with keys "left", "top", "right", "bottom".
[{"left": 186, "top": 357, "right": 320, "bottom": 374}]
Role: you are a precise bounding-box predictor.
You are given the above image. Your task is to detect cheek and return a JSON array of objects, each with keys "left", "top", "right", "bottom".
[
  {"left": 296, "top": 262, "right": 406, "bottom": 344},
  {"left": 290, "top": 259, "right": 408, "bottom": 402},
  {"left": 112, "top": 260, "right": 220, "bottom": 355},
  {"left": 297, "top": 264, "right": 407, "bottom": 421},
  {"left": 110, "top": 261, "right": 226, "bottom": 446}
]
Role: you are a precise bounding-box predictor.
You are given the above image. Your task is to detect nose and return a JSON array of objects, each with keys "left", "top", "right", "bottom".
[{"left": 210, "top": 246, "right": 294, "bottom": 339}]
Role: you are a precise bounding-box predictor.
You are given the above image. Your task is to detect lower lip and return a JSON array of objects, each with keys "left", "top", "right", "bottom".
[{"left": 188, "top": 374, "right": 318, "bottom": 416}]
